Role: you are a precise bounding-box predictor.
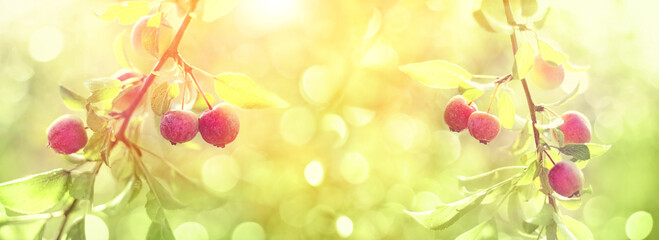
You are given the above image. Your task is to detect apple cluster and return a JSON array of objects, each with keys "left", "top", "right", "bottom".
[
  {"left": 160, "top": 103, "right": 240, "bottom": 148},
  {"left": 443, "top": 93, "right": 594, "bottom": 198},
  {"left": 444, "top": 95, "right": 501, "bottom": 144}
]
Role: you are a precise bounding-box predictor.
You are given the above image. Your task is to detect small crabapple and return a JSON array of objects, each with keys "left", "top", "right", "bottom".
[
  {"left": 528, "top": 55, "right": 565, "bottom": 90},
  {"left": 548, "top": 160, "right": 584, "bottom": 198},
  {"left": 198, "top": 103, "right": 240, "bottom": 148},
  {"left": 444, "top": 95, "right": 478, "bottom": 132},
  {"left": 160, "top": 110, "right": 199, "bottom": 145},
  {"left": 467, "top": 111, "right": 501, "bottom": 144},
  {"left": 131, "top": 15, "right": 174, "bottom": 57},
  {"left": 47, "top": 115, "right": 88, "bottom": 154},
  {"left": 560, "top": 111, "right": 591, "bottom": 144}
]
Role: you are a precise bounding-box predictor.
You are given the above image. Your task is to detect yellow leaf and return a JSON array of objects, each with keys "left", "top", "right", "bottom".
[
  {"left": 515, "top": 43, "right": 535, "bottom": 79},
  {"left": 214, "top": 73, "right": 288, "bottom": 109},
  {"left": 399, "top": 60, "right": 472, "bottom": 89},
  {"left": 497, "top": 91, "right": 515, "bottom": 129},
  {"left": 97, "top": 1, "right": 151, "bottom": 25},
  {"left": 537, "top": 40, "right": 588, "bottom": 72},
  {"left": 151, "top": 82, "right": 175, "bottom": 115},
  {"left": 363, "top": 8, "right": 382, "bottom": 39},
  {"left": 113, "top": 31, "right": 133, "bottom": 70}
]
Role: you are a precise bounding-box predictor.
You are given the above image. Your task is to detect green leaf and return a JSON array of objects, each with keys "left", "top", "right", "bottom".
[
  {"left": 506, "top": 121, "right": 533, "bottom": 155},
  {"left": 60, "top": 86, "right": 86, "bottom": 110},
  {"left": 472, "top": 0, "right": 511, "bottom": 33},
  {"left": 517, "top": 161, "right": 538, "bottom": 186},
  {"left": 497, "top": 91, "right": 515, "bottom": 129},
  {"left": 537, "top": 40, "right": 587, "bottom": 72},
  {"left": 84, "top": 78, "right": 123, "bottom": 92},
  {"left": 533, "top": 7, "right": 551, "bottom": 29},
  {"left": 455, "top": 220, "right": 490, "bottom": 240},
  {"left": 548, "top": 80, "right": 581, "bottom": 107},
  {"left": 458, "top": 81, "right": 486, "bottom": 101},
  {"left": 69, "top": 172, "right": 95, "bottom": 200},
  {"left": 585, "top": 143, "right": 611, "bottom": 158},
  {"left": 113, "top": 31, "right": 133, "bottom": 70},
  {"left": 519, "top": 151, "right": 537, "bottom": 165},
  {"left": 626, "top": 211, "right": 653, "bottom": 240},
  {"left": 192, "top": 93, "right": 214, "bottom": 112},
  {"left": 33, "top": 222, "right": 46, "bottom": 240},
  {"left": 559, "top": 144, "right": 590, "bottom": 160},
  {"left": 557, "top": 197, "right": 582, "bottom": 210},
  {"left": 554, "top": 213, "right": 578, "bottom": 240},
  {"left": 405, "top": 191, "right": 487, "bottom": 230},
  {"left": 514, "top": 43, "right": 535, "bottom": 79},
  {"left": 522, "top": 202, "right": 554, "bottom": 233},
  {"left": 96, "top": 1, "right": 151, "bottom": 25},
  {"left": 399, "top": 60, "right": 472, "bottom": 89},
  {"left": 100, "top": 177, "right": 142, "bottom": 215},
  {"left": 560, "top": 215, "right": 593, "bottom": 240},
  {"left": 520, "top": 0, "right": 538, "bottom": 17},
  {"left": 507, "top": 192, "right": 524, "bottom": 229},
  {"left": 66, "top": 216, "right": 86, "bottom": 240},
  {"left": 214, "top": 73, "right": 288, "bottom": 109},
  {"left": 150, "top": 82, "right": 176, "bottom": 116},
  {"left": 85, "top": 106, "right": 108, "bottom": 133},
  {"left": 147, "top": 221, "right": 175, "bottom": 240},
  {"left": 0, "top": 169, "right": 70, "bottom": 214},
  {"left": 199, "top": 0, "right": 240, "bottom": 22},
  {"left": 145, "top": 191, "right": 175, "bottom": 240},
  {"left": 553, "top": 128, "right": 565, "bottom": 147},
  {"left": 83, "top": 131, "right": 110, "bottom": 161},
  {"left": 88, "top": 87, "right": 121, "bottom": 103}
]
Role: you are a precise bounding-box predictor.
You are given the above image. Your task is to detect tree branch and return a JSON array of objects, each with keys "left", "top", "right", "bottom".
[
  {"left": 113, "top": 0, "right": 200, "bottom": 147},
  {"left": 501, "top": 0, "right": 558, "bottom": 237}
]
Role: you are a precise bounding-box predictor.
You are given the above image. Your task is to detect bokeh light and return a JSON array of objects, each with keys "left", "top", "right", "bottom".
[{"left": 0, "top": 0, "right": 658, "bottom": 239}]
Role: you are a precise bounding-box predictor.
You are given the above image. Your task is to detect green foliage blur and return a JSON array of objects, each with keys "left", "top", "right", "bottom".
[{"left": 0, "top": 0, "right": 658, "bottom": 239}]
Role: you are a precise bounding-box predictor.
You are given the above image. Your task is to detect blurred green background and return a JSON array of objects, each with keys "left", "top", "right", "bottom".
[{"left": 0, "top": 0, "right": 657, "bottom": 239}]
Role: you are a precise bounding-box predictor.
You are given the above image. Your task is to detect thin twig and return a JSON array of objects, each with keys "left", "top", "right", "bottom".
[{"left": 55, "top": 199, "right": 78, "bottom": 240}]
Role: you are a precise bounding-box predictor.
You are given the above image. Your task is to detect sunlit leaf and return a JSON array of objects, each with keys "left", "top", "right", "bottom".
[
  {"left": 147, "top": 221, "right": 175, "bottom": 240},
  {"left": 514, "top": 43, "right": 535, "bottom": 79},
  {"left": 83, "top": 130, "right": 110, "bottom": 161},
  {"left": 458, "top": 81, "right": 486, "bottom": 101},
  {"left": 192, "top": 93, "right": 214, "bottom": 112},
  {"left": 533, "top": 7, "right": 551, "bottom": 29},
  {"left": 519, "top": 151, "right": 537, "bottom": 165},
  {"left": 364, "top": 8, "right": 382, "bottom": 39},
  {"left": 96, "top": 1, "right": 151, "bottom": 25},
  {"left": 399, "top": 60, "right": 472, "bottom": 89},
  {"left": 455, "top": 220, "right": 490, "bottom": 240},
  {"left": 537, "top": 40, "right": 587, "bottom": 72},
  {"left": 0, "top": 169, "right": 70, "bottom": 214},
  {"left": 214, "top": 73, "right": 288, "bottom": 109},
  {"left": 559, "top": 144, "right": 590, "bottom": 160},
  {"left": 60, "top": 86, "right": 86, "bottom": 110},
  {"left": 98, "top": 177, "right": 142, "bottom": 215},
  {"left": 557, "top": 196, "right": 582, "bottom": 210},
  {"left": 84, "top": 78, "right": 123, "bottom": 92},
  {"left": 113, "top": 31, "right": 133, "bottom": 70},
  {"left": 548, "top": 80, "right": 581, "bottom": 107},
  {"left": 522, "top": 202, "right": 553, "bottom": 233},
  {"left": 151, "top": 82, "right": 176, "bottom": 116},
  {"left": 520, "top": 0, "right": 538, "bottom": 17},
  {"left": 86, "top": 106, "right": 108, "bottom": 133},
  {"left": 517, "top": 161, "right": 538, "bottom": 186},
  {"left": 472, "top": 0, "right": 512, "bottom": 33},
  {"left": 497, "top": 91, "right": 515, "bottom": 129},
  {"left": 66, "top": 216, "right": 86, "bottom": 240},
  {"left": 506, "top": 121, "right": 532, "bottom": 155},
  {"left": 405, "top": 191, "right": 486, "bottom": 230},
  {"left": 554, "top": 213, "right": 578, "bottom": 240},
  {"left": 69, "top": 172, "right": 94, "bottom": 200},
  {"left": 199, "top": 0, "right": 240, "bottom": 22}
]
